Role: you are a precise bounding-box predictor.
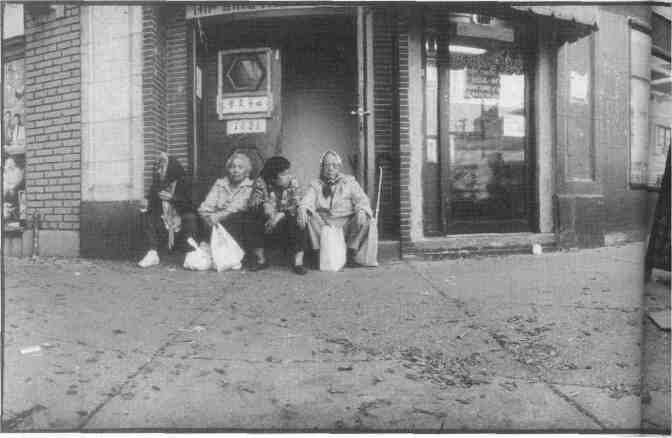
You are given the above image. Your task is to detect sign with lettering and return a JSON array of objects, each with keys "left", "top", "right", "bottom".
[
  {"left": 456, "top": 22, "right": 515, "bottom": 43},
  {"left": 465, "top": 69, "right": 500, "bottom": 99},
  {"left": 186, "top": 4, "right": 340, "bottom": 19},
  {"left": 226, "top": 119, "right": 267, "bottom": 135},
  {"left": 217, "top": 95, "right": 272, "bottom": 116}
]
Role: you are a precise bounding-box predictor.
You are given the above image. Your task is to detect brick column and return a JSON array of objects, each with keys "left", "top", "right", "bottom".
[
  {"left": 23, "top": 4, "right": 81, "bottom": 255},
  {"left": 165, "top": 6, "right": 192, "bottom": 172},
  {"left": 142, "top": 5, "right": 167, "bottom": 191}
]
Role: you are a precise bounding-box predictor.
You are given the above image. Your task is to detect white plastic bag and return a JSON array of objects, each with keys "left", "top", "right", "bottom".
[
  {"left": 319, "top": 224, "right": 346, "bottom": 272},
  {"left": 211, "top": 223, "right": 244, "bottom": 272},
  {"left": 183, "top": 238, "right": 212, "bottom": 271}
]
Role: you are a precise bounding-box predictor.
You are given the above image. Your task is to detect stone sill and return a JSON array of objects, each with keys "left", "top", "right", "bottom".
[{"left": 413, "top": 232, "right": 557, "bottom": 257}]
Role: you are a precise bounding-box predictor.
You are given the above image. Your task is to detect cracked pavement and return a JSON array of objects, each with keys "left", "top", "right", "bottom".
[{"left": 2, "top": 243, "right": 652, "bottom": 431}]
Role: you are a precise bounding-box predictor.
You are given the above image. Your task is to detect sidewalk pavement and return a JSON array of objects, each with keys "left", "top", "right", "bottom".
[
  {"left": 642, "top": 273, "right": 671, "bottom": 432},
  {"left": 1, "top": 243, "right": 660, "bottom": 431}
]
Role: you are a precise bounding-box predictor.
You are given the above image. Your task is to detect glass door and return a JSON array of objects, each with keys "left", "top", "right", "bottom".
[{"left": 439, "top": 14, "right": 534, "bottom": 234}]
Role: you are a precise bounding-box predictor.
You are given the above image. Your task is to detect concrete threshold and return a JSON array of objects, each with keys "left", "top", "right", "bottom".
[{"left": 414, "top": 232, "right": 557, "bottom": 259}]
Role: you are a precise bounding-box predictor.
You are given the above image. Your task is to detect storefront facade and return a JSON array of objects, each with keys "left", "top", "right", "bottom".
[{"left": 2, "top": 3, "right": 670, "bottom": 258}]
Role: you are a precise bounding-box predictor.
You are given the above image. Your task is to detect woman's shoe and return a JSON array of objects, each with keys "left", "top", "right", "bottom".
[
  {"left": 292, "top": 264, "right": 308, "bottom": 275},
  {"left": 138, "top": 250, "right": 160, "bottom": 268}
]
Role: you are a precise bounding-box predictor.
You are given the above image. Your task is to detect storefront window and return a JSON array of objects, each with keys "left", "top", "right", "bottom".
[{"left": 444, "top": 16, "right": 531, "bottom": 233}]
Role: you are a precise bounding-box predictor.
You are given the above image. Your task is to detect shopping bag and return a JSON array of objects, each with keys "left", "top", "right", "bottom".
[
  {"left": 183, "top": 238, "right": 212, "bottom": 271},
  {"left": 210, "top": 223, "right": 244, "bottom": 272},
  {"left": 355, "top": 167, "right": 383, "bottom": 267},
  {"left": 319, "top": 224, "right": 346, "bottom": 272},
  {"left": 354, "top": 218, "right": 378, "bottom": 267}
]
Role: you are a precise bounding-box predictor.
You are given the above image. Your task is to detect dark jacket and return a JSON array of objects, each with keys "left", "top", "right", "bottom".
[{"left": 147, "top": 157, "right": 195, "bottom": 216}]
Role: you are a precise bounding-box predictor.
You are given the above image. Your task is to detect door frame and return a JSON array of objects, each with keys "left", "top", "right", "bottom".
[
  {"left": 436, "top": 15, "right": 538, "bottom": 235},
  {"left": 187, "top": 6, "right": 376, "bottom": 198}
]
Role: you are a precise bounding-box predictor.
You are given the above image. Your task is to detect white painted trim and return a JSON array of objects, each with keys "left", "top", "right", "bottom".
[
  {"left": 536, "top": 30, "right": 554, "bottom": 233},
  {"left": 408, "top": 16, "right": 425, "bottom": 241}
]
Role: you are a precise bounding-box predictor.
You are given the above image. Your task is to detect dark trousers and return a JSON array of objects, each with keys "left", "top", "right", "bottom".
[
  {"left": 144, "top": 210, "right": 198, "bottom": 252},
  {"left": 267, "top": 214, "right": 309, "bottom": 254}
]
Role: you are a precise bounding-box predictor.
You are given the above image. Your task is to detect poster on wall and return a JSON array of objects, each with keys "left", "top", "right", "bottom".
[
  {"left": 629, "top": 76, "right": 650, "bottom": 187},
  {"left": 217, "top": 48, "right": 273, "bottom": 122},
  {"left": 648, "top": 125, "right": 672, "bottom": 189},
  {"left": 3, "top": 57, "right": 26, "bottom": 225}
]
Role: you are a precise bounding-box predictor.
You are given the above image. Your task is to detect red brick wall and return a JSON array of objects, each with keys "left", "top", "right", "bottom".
[
  {"left": 142, "top": 6, "right": 167, "bottom": 193},
  {"left": 396, "top": 13, "right": 415, "bottom": 253},
  {"left": 373, "top": 8, "right": 400, "bottom": 240},
  {"left": 23, "top": 5, "right": 81, "bottom": 231},
  {"left": 165, "top": 6, "right": 192, "bottom": 172}
]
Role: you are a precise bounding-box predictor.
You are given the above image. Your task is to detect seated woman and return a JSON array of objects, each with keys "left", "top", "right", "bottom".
[
  {"left": 138, "top": 152, "right": 198, "bottom": 267},
  {"left": 298, "top": 150, "right": 372, "bottom": 268},
  {"left": 198, "top": 151, "right": 264, "bottom": 270},
  {"left": 249, "top": 156, "right": 309, "bottom": 275}
]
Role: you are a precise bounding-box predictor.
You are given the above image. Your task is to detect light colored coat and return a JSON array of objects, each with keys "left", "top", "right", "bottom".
[
  {"left": 198, "top": 177, "right": 254, "bottom": 221},
  {"left": 300, "top": 174, "right": 372, "bottom": 219}
]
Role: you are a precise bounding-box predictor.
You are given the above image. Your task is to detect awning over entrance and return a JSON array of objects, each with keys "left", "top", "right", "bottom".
[{"left": 509, "top": 4, "right": 598, "bottom": 43}]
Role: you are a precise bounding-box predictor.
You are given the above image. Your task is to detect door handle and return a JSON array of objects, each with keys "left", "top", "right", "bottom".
[{"left": 350, "top": 108, "right": 370, "bottom": 117}]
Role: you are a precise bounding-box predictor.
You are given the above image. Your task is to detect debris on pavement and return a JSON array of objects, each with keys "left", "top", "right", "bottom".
[
  {"left": 19, "top": 345, "right": 42, "bottom": 355},
  {"left": 357, "top": 399, "right": 392, "bottom": 417},
  {"left": 412, "top": 407, "right": 446, "bottom": 419},
  {"left": 400, "top": 347, "right": 490, "bottom": 388},
  {"left": 499, "top": 380, "right": 518, "bottom": 391},
  {"left": 327, "top": 385, "right": 346, "bottom": 394},
  {"left": 178, "top": 325, "right": 206, "bottom": 333},
  {"left": 337, "top": 365, "right": 353, "bottom": 371},
  {"left": 532, "top": 244, "right": 543, "bottom": 255},
  {"left": 326, "top": 337, "right": 357, "bottom": 354}
]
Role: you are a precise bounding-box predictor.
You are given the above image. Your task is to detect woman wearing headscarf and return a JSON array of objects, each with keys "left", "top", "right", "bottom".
[
  {"left": 298, "top": 150, "right": 372, "bottom": 268},
  {"left": 198, "top": 151, "right": 265, "bottom": 270},
  {"left": 138, "top": 152, "right": 198, "bottom": 267},
  {"left": 249, "top": 156, "right": 309, "bottom": 274}
]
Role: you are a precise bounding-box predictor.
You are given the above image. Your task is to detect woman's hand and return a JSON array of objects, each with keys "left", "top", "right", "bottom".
[
  {"left": 265, "top": 212, "right": 285, "bottom": 233},
  {"left": 297, "top": 207, "right": 308, "bottom": 228},
  {"left": 158, "top": 190, "right": 173, "bottom": 201},
  {"left": 208, "top": 211, "right": 226, "bottom": 227}
]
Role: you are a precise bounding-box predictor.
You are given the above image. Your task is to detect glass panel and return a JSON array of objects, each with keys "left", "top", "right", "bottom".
[{"left": 446, "top": 36, "right": 529, "bottom": 233}]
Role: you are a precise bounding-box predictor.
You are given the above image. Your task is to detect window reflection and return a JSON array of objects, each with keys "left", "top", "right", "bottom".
[{"left": 446, "top": 41, "right": 529, "bottom": 229}]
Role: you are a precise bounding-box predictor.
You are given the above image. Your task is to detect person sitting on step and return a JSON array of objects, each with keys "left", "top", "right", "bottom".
[
  {"left": 138, "top": 152, "right": 198, "bottom": 268},
  {"left": 249, "top": 156, "right": 309, "bottom": 275},
  {"left": 297, "top": 150, "right": 372, "bottom": 268},
  {"left": 198, "top": 151, "right": 265, "bottom": 270}
]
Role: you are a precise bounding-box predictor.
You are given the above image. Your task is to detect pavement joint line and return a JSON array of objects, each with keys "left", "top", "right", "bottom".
[
  {"left": 76, "top": 279, "right": 241, "bottom": 430},
  {"left": 546, "top": 383, "right": 607, "bottom": 429}
]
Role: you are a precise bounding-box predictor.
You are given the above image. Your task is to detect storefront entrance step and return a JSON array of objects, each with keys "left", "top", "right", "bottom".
[{"left": 412, "top": 233, "right": 557, "bottom": 260}]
